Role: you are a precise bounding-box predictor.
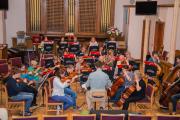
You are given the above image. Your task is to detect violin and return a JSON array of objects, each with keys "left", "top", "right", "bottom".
[{"left": 61, "top": 71, "right": 79, "bottom": 83}]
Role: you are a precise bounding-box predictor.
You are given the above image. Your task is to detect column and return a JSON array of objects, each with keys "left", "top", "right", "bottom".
[
  {"left": 169, "top": 0, "right": 180, "bottom": 64},
  {"left": 143, "top": 17, "right": 150, "bottom": 62},
  {"left": 0, "top": 11, "right": 6, "bottom": 44}
]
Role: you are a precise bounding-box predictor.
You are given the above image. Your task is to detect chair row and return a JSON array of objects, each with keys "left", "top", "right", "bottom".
[{"left": 12, "top": 114, "right": 180, "bottom": 120}]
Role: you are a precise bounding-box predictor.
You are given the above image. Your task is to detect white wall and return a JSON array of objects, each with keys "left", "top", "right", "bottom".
[
  {"left": 127, "top": 8, "right": 144, "bottom": 59},
  {"left": 5, "top": 0, "right": 26, "bottom": 47}
]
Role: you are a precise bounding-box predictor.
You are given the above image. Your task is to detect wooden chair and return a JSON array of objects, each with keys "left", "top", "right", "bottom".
[
  {"left": 2, "top": 85, "right": 25, "bottom": 116},
  {"left": 12, "top": 116, "right": 38, "bottom": 120},
  {"left": 100, "top": 114, "right": 124, "bottom": 120},
  {"left": 135, "top": 84, "right": 155, "bottom": 112},
  {"left": 42, "top": 115, "right": 68, "bottom": 120},
  {"left": 9, "top": 57, "right": 22, "bottom": 68},
  {"left": 44, "top": 85, "right": 63, "bottom": 114},
  {"left": 72, "top": 114, "right": 96, "bottom": 120},
  {"left": 156, "top": 115, "right": 180, "bottom": 120},
  {"left": 129, "top": 114, "right": 152, "bottom": 120},
  {"left": 90, "top": 90, "right": 107, "bottom": 110},
  {"left": 0, "top": 59, "right": 7, "bottom": 64}
]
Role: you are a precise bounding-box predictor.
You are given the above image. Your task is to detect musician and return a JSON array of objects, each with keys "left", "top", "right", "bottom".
[
  {"left": 89, "top": 37, "right": 98, "bottom": 47},
  {"left": 111, "top": 68, "right": 134, "bottom": 101},
  {"left": 122, "top": 70, "right": 146, "bottom": 110},
  {"left": 171, "top": 92, "right": 180, "bottom": 115},
  {"left": 77, "top": 46, "right": 87, "bottom": 57},
  {"left": 3, "top": 72, "right": 34, "bottom": 116},
  {"left": 148, "top": 52, "right": 160, "bottom": 64},
  {"left": 51, "top": 69, "right": 76, "bottom": 110},
  {"left": 125, "top": 51, "right": 134, "bottom": 62},
  {"left": 173, "top": 56, "right": 180, "bottom": 67},
  {"left": 82, "top": 61, "right": 112, "bottom": 110}
]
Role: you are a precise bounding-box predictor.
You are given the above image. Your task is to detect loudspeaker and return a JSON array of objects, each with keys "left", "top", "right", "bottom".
[{"left": 0, "top": 0, "right": 8, "bottom": 10}]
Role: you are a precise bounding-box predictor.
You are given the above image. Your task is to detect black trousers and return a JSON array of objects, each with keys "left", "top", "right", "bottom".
[
  {"left": 122, "top": 95, "right": 144, "bottom": 110},
  {"left": 19, "top": 83, "right": 38, "bottom": 105}
]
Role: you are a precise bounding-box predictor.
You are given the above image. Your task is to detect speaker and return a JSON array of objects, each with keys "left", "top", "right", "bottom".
[{"left": 0, "top": 0, "right": 8, "bottom": 10}]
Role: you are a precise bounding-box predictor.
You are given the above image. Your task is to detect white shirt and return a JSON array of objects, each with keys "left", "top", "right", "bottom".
[{"left": 52, "top": 77, "right": 68, "bottom": 96}]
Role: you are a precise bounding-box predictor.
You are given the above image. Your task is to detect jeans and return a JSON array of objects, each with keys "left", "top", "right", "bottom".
[
  {"left": 111, "top": 86, "right": 125, "bottom": 101},
  {"left": 64, "top": 87, "right": 77, "bottom": 108},
  {"left": 18, "top": 83, "right": 38, "bottom": 105},
  {"left": 171, "top": 93, "right": 180, "bottom": 112},
  {"left": 51, "top": 95, "right": 74, "bottom": 110},
  {"left": 11, "top": 92, "right": 34, "bottom": 112}
]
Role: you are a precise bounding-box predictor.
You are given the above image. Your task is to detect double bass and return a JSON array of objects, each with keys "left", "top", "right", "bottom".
[{"left": 159, "top": 65, "right": 180, "bottom": 107}]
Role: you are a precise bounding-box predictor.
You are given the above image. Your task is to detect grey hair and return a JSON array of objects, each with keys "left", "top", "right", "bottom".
[{"left": 134, "top": 70, "right": 142, "bottom": 80}]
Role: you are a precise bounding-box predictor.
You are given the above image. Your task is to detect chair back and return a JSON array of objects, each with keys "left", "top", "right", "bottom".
[
  {"left": 43, "top": 54, "right": 54, "bottom": 59},
  {"left": 12, "top": 116, "right": 38, "bottom": 120},
  {"left": 10, "top": 57, "right": 22, "bottom": 68},
  {"left": 2, "top": 85, "right": 8, "bottom": 108},
  {"left": 0, "top": 63, "right": 9, "bottom": 75},
  {"left": 43, "top": 115, "right": 68, "bottom": 120},
  {"left": 0, "top": 59, "right": 7, "bottom": 64},
  {"left": 44, "top": 84, "right": 51, "bottom": 103},
  {"left": 90, "top": 90, "right": 107, "bottom": 101},
  {"left": 72, "top": 114, "right": 96, "bottom": 120},
  {"left": 145, "top": 84, "right": 155, "bottom": 104},
  {"left": 157, "top": 115, "right": 180, "bottom": 120},
  {"left": 129, "top": 115, "right": 152, "bottom": 120},
  {"left": 48, "top": 76, "right": 55, "bottom": 91},
  {"left": 100, "top": 114, "right": 124, "bottom": 120}
]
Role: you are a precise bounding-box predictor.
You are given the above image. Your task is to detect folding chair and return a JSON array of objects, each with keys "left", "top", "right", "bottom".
[
  {"left": 100, "top": 114, "right": 124, "bottom": 120},
  {"left": 72, "top": 114, "right": 96, "bottom": 120}
]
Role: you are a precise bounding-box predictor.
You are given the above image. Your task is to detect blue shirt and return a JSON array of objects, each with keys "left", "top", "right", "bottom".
[{"left": 85, "top": 68, "right": 112, "bottom": 90}]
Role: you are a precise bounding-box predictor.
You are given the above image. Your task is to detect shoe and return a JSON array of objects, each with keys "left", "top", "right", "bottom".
[
  {"left": 20, "top": 112, "right": 32, "bottom": 116},
  {"left": 99, "top": 107, "right": 104, "bottom": 110},
  {"left": 170, "top": 112, "right": 176, "bottom": 115}
]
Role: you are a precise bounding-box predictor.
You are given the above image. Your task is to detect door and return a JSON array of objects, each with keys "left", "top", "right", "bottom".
[{"left": 154, "top": 21, "right": 165, "bottom": 52}]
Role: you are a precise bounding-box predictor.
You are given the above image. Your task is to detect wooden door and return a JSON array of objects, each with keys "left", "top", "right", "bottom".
[{"left": 154, "top": 21, "right": 165, "bottom": 52}]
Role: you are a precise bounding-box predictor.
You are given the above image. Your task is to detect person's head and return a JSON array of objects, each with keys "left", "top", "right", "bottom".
[
  {"left": 67, "top": 65, "right": 74, "bottom": 73},
  {"left": 176, "top": 56, "right": 180, "bottom": 64},
  {"left": 73, "top": 36, "right": 77, "bottom": 42},
  {"left": 125, "top": 51, "right": 131, "bottom": 58},
  {"left": 54, "top": 68, "right": 65, "bottom": 78},
  {"left": 110, "top": 37, "right": 115, "bottom": 41},
  {"left": 12, "top": 71, "right": 21, "bottom": 79},
  {"left": 94, "top": 61, "right": 103, "bottom": 69},
  {"left": 90, "top": 37, "right": 96, "bottom": 42},
  {"left": 99, "top": 55, "right": 105, "bottom": 63},
  {"left": 61, "top": 37, "right": 65, "bottom": 42},
  {"left": 134, "top": 70, "right": 142, "bottom": 82},
  {"left": 152, "top": 51, "right": 159, "bottom": 59},
  {"left": 31, "top": 60, "right": 38, "bottom": 67},
  {"left": 99, "top": 46, "right": 104, "bottom": 51},
  {"left": 81, "top": 46, "right": 86, "bottom": 53},
  {"left": 108, "top": 49, "right": 114, "bottom": 56}
]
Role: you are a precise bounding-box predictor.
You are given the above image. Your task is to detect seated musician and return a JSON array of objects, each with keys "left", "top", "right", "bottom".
[
  {"left": 122, "top": 70, "right": 146, "bottom": 110},
  {"left": 3, "top": 72, "right": 34, "bottom": 116},
  {"left": 21, "top": 60, "right": 41, "bottom": 86},
  {"left": 125, "top": 51, "right": 134, "bottom": 62},
  {"left": 89, "top": 37, "right": 98, "bottom": 47},
  {"left": 111, "top": 67, "right": 134, "bottom": 102},
  {"left": 82, "top": 61, "right": 112, "bottom": 110},
  {"left": 148, "top": 51, "right": 160, "bottom": 64},
  {"left": 77, "top": 46, "right": 87, "bottom": 57},
  {"left": 51, "top": 68, "right": 76, "bottom": 110},
  {"left": 171, "top": 56, "right": 180, "bottom": 70}
]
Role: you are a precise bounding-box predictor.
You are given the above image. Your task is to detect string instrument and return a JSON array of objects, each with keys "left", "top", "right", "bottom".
[
  {"left": 107, "top": 76, "right": 125, "bottom": 97},
  {"left": 116, "top": 83, "right": 136, "bottom": 106},
  {"left": 61, "top": 72, "right": 79, "bottom": 83},
  {"left": 159, "top": 65, "right": 180, "bottom": 107}
]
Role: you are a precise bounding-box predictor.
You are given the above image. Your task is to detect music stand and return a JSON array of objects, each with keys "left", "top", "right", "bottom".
[
  {"left": 106, "top": 41, "right": 117, "bottom": 50},
  {"left": 68, "top": 42, "right": 80, "bottom": 54},
  {"left": 89, "top": 46, "right": 99, "bottom": 52},
  {"left": 44, "top": 43, "right": 53, "bottom": 54}
]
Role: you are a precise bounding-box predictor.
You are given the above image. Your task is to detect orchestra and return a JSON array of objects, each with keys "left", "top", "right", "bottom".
[{"left": 2, "top": 36, "right": 180, "bottom": 116}]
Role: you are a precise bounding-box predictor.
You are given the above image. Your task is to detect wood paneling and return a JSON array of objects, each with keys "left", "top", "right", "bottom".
[
  {"left": 26, "top": 0, "right": 115, "bottom": 37},
  {"left": 154, "top": 21, "right": 165, "bottom": 52}
]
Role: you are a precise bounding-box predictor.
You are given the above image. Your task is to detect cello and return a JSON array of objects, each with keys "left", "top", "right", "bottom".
[
  {"left": 107, "top": 76, "right": 125, "bottom": 97},
  {"left": 159, "top": 64, "right": 180, "bottom": 107}
]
